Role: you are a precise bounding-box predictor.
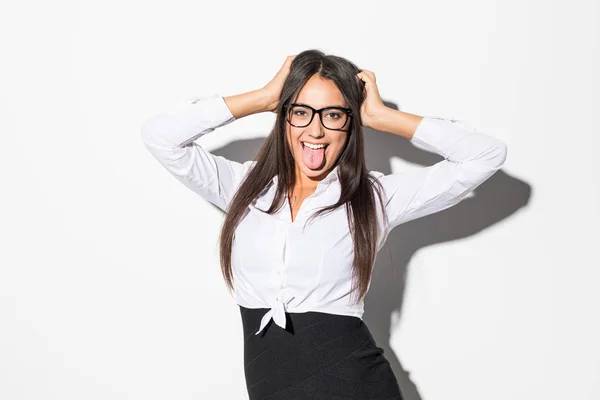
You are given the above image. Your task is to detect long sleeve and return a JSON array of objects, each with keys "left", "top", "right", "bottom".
[
  {"left": 140, "top": 94, "right": 255, "bottom": 211},
  {"left": 376, "top": 116, "right": 508, "bottom": 231}
]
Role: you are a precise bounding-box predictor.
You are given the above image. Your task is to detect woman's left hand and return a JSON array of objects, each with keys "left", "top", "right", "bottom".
[{"left": 356, "top": 70, "right": 387, "bottom": 129}]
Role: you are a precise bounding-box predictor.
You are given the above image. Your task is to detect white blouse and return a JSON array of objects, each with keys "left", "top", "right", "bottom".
[{"left": 141, "top": 94, "right": 507, "bottom": 335}]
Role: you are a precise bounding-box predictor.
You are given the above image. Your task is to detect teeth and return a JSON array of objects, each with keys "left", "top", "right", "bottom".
[{"left": 302, "top": 142, "right": 327, "bottom": 149}]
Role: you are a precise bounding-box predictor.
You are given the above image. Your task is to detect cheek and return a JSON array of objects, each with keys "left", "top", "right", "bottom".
[
  {"left": 286, "top": 128, "right": 301, "bottom": 155},
  {"left": 287, "top": 129, "right": 302, "bottom": 148},
  {"left": 330, "top": 136, "right": 348, "bottom": 155},
  {"left": 328, "top": 146, "right": 342, "bottom": 160}
]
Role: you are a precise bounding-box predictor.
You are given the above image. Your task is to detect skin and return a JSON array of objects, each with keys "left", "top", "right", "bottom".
[{"left": 285, "top": 74, "right": 350, "bottom": 192}]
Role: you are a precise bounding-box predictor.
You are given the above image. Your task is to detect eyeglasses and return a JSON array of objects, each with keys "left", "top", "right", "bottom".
[{"left": 285, "top": 103, "right": 352, "bottom": 131}]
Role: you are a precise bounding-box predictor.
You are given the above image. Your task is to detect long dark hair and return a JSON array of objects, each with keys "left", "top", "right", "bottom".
[{"left": 219, "top": 49, "right": 388, "bottom": 304}]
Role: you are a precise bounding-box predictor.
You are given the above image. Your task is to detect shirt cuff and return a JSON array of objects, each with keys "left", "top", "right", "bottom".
[
  {"left": 409, "top": 116, "right": 477, "bottom": 159},
  {"left": 188, "top": 94, "right": 236, "bottom": 121},
  {"left": 157, "top": 93, "right": 236, "bottom": 147}
]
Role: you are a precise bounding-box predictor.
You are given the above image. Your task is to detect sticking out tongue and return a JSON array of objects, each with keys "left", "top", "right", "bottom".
[{"left": 302, "top": 143, "right": 326, "bottom": 169}]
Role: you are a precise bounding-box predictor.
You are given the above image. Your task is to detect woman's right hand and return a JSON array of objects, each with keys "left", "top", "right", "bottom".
[{"left": 261, "top": 55, "right": 296, "bottom": 113}]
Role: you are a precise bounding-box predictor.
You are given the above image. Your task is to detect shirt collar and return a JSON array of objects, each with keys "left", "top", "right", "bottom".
[{"left": 271, "top": 165, "right": 340, "bottom": 187}]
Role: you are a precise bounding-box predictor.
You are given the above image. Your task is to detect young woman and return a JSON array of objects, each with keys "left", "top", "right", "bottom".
[{"left": 141, "top": 49, "right": 507, "bottom": 399}]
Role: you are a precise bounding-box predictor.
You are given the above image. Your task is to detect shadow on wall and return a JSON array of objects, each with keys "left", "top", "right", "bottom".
[{"left": 211, "top": 100, "right": 532, "bottom": 400}]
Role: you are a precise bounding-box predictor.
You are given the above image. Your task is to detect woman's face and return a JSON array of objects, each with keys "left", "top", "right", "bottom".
[{"left": 285, "top": 74, "right": 350, "bottom": 183}]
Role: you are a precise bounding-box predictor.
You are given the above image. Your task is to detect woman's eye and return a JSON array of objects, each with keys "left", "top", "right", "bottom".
[
  {"left": 326, "top": 112, "right": 341, "bottom": 119},
  {"left": 294, "top": 110, "right": 307, "bottom": 116}
]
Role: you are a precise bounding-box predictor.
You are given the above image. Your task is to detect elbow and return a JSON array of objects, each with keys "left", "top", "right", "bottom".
[
  {"left": 140, "top": 116, "right": 172, "bottom": 151},
  {"left": 491, "top": 139, "right": 508, "bottom": 169},
  {"left": 472, "top": 138, "right": 507, "bottom": 171},
  {"left": 140, "top": 119, "right": 158, "bottom": 147},
  {"left": 475, "top": 139, "right": 507, "bottom": 173}
]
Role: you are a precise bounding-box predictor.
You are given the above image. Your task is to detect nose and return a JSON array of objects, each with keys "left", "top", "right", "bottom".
[{"left": 306, "top": 112, "right": 325, "bottom": 138}]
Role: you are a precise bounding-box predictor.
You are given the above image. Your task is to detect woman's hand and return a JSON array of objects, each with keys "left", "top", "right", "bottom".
[
  {"left": 262, "top": 55, "right": 296, "bottom": 113},
  {"left": 356, "top": 70, "right": 387, "bottom": 129}
]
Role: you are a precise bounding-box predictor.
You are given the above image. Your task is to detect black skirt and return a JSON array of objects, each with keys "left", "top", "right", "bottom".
[{"left": 239, "top": 305, "right": 404, "bottom": 400}]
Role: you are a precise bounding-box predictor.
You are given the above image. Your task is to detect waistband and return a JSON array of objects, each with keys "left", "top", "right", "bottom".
[{"left": 239, "top": 305, "right": 362, "bottom": 337}]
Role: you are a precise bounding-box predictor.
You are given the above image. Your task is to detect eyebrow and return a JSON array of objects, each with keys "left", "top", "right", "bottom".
[{"left": 294, "top": 102, "right": 348, "bottom": 109}]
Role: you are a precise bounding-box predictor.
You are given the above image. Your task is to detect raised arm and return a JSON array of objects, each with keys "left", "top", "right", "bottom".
[
  {"left": 140, "top": 92, "right": 267, "bottom": 211},
  {"left": 354, "top": 69, "right": 507, "bottom": 231},
  {"left": 374, "top": 113, "right": 508, "bottom": 231},
  {"left": 140, "top": 57, "right": 294, "bottom": 211}
]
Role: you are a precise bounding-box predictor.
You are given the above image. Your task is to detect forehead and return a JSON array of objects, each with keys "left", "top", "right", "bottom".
[{"left": 295, "top": 75, "right": 347, "bottom": 108}]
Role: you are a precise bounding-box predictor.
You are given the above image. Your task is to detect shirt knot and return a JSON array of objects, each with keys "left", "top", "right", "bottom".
[{"left": 255, "top": 290, "right": 295, "bottom": 335}]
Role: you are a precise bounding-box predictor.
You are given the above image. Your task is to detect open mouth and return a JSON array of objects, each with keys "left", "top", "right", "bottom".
[
  {"left": 301, "top": 141, "right": 329, "bottom": 150},
  {"left": 300, "top": 141, "right": 328, "bottom": 170}
]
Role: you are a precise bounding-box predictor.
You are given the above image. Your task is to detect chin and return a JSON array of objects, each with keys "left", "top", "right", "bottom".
[{"left": 301, "top": 163, "right": 330, "bottom": 179}]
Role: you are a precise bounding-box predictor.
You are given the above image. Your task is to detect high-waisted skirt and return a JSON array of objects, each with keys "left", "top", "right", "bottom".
[{"left": 239, "top": 305, "right": 404, "bottom": 400}]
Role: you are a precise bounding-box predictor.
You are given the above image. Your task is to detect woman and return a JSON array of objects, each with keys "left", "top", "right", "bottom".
[{"left": 141, "top": 49, "right": 507, "bottom": 399}]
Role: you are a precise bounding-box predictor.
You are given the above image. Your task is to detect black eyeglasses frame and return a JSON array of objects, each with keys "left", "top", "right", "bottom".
[{"left": 284, "top": 102, "right": 353, "bottom": 131}]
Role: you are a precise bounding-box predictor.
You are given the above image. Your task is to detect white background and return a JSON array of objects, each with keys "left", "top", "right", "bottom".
[{"left": 1, "top": 0, "right": 598, "bottom": 399}]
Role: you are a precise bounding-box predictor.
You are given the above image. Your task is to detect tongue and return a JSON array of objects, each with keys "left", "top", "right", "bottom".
[{"left": 302, "top": 145, "right": 326, "bottom": 169}]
